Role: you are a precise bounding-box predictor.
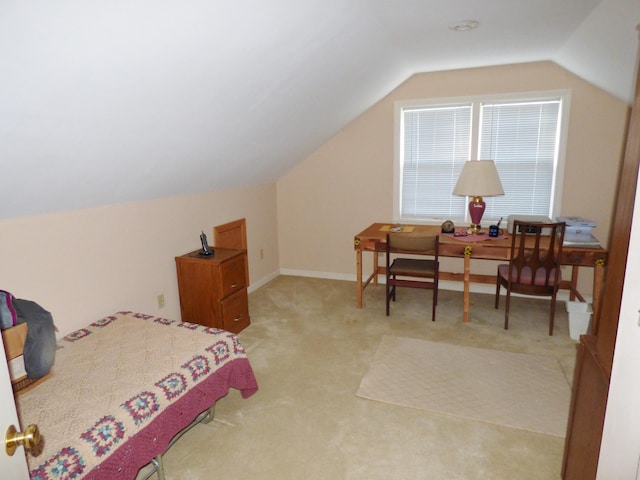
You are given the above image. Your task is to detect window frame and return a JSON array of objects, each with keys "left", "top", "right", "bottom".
[{"left": 393, "top": 90, "right": 571, "bottom": 225}]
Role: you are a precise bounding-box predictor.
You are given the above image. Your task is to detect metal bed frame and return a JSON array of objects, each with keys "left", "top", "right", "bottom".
[{"left": 138, "top": 404, "right": 216, "bottom": 480}]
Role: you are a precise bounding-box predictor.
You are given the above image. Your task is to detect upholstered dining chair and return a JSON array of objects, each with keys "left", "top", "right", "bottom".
[
  {"left": 495, "top": 220, "right": 566, "bottom": 335},
  {"left": 386, "top": 233, "right": 440, "bottom": 322}
]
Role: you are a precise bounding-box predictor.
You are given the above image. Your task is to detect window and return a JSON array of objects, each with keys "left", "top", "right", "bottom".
[{"left": 394, "top": 91, "right": 570, "bottom": 223}]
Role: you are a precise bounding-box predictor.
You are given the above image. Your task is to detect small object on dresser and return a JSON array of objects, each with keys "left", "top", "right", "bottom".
[{"left": 199, "top": 231, "right": 214, "bottom": 256}]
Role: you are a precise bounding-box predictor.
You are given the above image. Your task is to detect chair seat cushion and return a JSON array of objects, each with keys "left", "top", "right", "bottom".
[
  {"left": 497, "top": 264, "right": 561, "bottom": 286},
  {"left": 390, "top": 258, "right": 437, "bottom": 276}
]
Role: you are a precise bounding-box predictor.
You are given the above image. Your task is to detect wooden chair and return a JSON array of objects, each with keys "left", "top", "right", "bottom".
[
  {"left": 386, "top": 233, "right": 440, "bottom": 321},
  {"left": 494, "top": 220, "right": 566, "bottom": 335},
  {"left": 213, "top": 218, "right": 249, "bottom": 285}
]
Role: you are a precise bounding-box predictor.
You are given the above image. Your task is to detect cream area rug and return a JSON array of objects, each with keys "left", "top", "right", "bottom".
[{"left": 356, "top": 336, "right": 571, "bottom": 437}]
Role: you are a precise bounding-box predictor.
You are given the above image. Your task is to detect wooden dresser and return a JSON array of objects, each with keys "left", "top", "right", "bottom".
[{"left": 175, "top": 247, "right": 250, "bottom": 333}]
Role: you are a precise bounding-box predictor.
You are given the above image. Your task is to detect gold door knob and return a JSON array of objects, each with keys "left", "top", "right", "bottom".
[{"left": 5, "top": 424, "right": 40, "bottom": 456}]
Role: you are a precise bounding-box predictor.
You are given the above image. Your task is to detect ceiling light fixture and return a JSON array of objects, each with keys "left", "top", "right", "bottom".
[{"left": 449, "top": 20, "right": 479, "bottom": 32}]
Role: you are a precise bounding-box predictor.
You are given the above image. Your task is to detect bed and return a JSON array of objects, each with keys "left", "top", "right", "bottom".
[{"left": 15, "top": 311, "right": 258, "bottom": 480}]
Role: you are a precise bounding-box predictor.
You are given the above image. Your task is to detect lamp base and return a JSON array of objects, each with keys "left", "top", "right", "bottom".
[
  {"left": 468, "top": 196, "right": 486, "bottom": 234},
  {"left": 468, "top": 223, "right": 483, "bottom": 234}
]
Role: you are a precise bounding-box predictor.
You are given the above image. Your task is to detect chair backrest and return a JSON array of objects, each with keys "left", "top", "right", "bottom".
[
  {"left": 386, "top": 233, "right": 439, "bottom": 258},
  {"left": 508, "top": 220, "right": 566, "bottom": 288}
]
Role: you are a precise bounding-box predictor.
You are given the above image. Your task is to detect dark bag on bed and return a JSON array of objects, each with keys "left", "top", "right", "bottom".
[{"left": 14, "top": 299, "right": 56, "bottom": 379}]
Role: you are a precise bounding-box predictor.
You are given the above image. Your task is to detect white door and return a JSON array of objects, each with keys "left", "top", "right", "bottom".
[{"left": 0, "top": 339, "right": 30, "bottom": 479}]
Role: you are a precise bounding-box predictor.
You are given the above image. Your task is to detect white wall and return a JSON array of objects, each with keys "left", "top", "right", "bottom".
[
  {"left": 277, "top": 62, "right": 628, "bottom": 296},
  {"left": 0, "top": 183, "right": 280, "bottom": 337},
  {"left": 597, "top": 171, "right": 640, "bottom": 478}
]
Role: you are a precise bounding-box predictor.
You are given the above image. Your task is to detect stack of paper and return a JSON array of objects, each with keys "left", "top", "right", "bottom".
[{"left": 556, "top": 216, "right": 600, "bottom": 247}]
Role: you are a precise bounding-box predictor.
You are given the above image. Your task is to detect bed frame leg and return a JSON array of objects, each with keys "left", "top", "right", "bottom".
[
  {"left": 151, "top": 455, "right": 165, "bottom": 480},
  {"left": 139, "top": 403, "right": 216, "bottom": 480},
  {"left": 202, "top": 404, "right": 215, "bottom": 424}
]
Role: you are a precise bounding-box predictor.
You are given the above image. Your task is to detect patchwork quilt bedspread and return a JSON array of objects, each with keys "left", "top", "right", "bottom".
[{"left": 16, "top": 311, "right": 258, "bottom": 480}]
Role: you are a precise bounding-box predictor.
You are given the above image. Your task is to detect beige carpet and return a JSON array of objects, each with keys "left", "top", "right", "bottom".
[{"left": 357, "top": 335, "right": 571, "bottom": 437}]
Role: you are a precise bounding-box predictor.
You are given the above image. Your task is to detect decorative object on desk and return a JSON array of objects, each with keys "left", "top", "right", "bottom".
[
  {"left": 488, "top": 217, "right": 503, "bottom": 237},
  {"left": 198, "top": 231, "right": 214, "bottom": 256},
  {"left": 379, "top": 225, "right": 415, "bottom": 233},
  {"left": 453, "top": 160, "right": 504, "bottom": 234},
  {"left": 441, "top": 220, "right": 455, "bottom": 233},
  {"left": 447, "top": 230, "right": 506, "bottom": 242}
]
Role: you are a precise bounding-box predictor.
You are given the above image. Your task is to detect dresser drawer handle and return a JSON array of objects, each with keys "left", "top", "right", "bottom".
[
  {"left": 233, "top": 315, "right": 243, "bottom": 323},
  {"left": 230, "top": 282, "right": 239, "bottom": 289}
]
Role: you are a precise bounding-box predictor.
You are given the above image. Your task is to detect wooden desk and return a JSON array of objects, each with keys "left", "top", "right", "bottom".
[{"left": 354, "top": 223, "right": 607, "bottom": 324}]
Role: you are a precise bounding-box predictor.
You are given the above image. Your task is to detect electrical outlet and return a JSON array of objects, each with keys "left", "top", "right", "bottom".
[{"left": 157, "top": 294, "right": 165, "bottom": 309}]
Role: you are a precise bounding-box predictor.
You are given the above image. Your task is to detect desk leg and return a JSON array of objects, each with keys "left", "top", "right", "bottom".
[
  {"left": 356, "top": 249, "right": 363, "bottom": 308},
  {"left": 373, "top": 251, "right": 379, "bottom": 286},
  {"left": 463, "top": 252, "right": 470, "bottom": 323},
  {"left": 570, "top": 267, "right": 579, "bottom": 301}
]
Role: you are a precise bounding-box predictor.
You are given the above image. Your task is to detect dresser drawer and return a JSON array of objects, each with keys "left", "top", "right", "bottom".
[
  {"left": 176, "top": 247, "right": 250, "bottom": 333},
  {"left": 220, "top": 289, "right": 250, "bottom": 333},
  {"left": 219, "top": 255, "right": 246, "bottom": 298}
]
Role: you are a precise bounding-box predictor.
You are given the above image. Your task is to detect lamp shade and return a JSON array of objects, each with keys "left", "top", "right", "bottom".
[{"left": 453, "top": 160, "right": 504, "bottom": 197}]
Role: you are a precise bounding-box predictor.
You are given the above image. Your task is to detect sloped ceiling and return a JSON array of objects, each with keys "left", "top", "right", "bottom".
[{"left": 1, "top": 0, "right": 639, "bottom": 219}]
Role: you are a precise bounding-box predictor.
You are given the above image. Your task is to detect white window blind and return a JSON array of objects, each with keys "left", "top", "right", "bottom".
[
  {"left": 479, "top": 99, "right": 561, "bottom": 219},
  {"left": 396, "top": 92, "right": 566, "bottom": 222},
  {"left": 400, "top": 104, "right": 471, "bottom": 219}
]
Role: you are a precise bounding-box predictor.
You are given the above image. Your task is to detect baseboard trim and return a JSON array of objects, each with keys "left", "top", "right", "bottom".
[
  {"left": 248, "top": 270, "right": 280, "bottom": 294},
  {"left": 276, "top": 268, "right": 584, "bottom": 303}
]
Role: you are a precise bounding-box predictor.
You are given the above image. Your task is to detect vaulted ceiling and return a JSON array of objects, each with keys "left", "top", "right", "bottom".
[{"left": 1, "top": 0, "right": 638, "bottom": 219}]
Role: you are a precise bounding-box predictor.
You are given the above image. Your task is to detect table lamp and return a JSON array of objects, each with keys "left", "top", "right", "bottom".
[{"left": 453, "top": 160, "right": 504, "bottom": 234}]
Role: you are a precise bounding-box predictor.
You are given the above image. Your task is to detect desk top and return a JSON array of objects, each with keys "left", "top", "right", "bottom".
[{"left": 354, "top": 223, "right": 607, "bottom": 265}]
